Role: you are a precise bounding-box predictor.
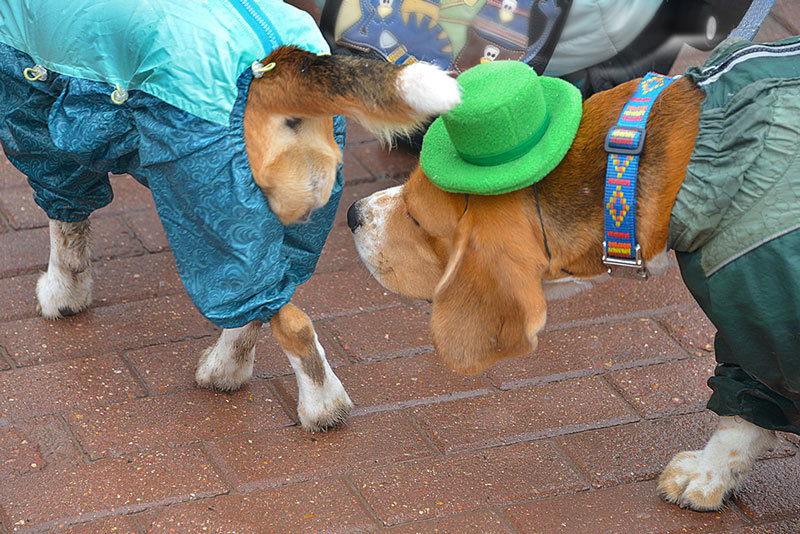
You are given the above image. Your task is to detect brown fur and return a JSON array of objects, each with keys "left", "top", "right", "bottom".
[
  {"left": 250, "top": 46, "right": 419, "bottom": 127},
  {"left": 270, "top": 303, "right": 326, "bottom": 385},
  {"left": 244, "top": 46, "right": 453, "bottom": 224},
  {"left": 537, "top": 77, "right": 702, "bottom": 278},
  {"left": 231, "top": 321, "right": 263, "bottom": 363},
  {"left": 430, "top": 192, "right": 550, "bottom": 373},
  {"left": 55, "top": 219, "right": 92, "bottom": 275},
  {"left": 352, "top": 76, "right": 704, "bottom": 373}
]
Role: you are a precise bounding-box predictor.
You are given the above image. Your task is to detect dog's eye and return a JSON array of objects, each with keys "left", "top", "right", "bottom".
[
  {"left": 285, "top": 117, "right": 302, "bottom": 130},
  {"left": 407, "top": 210, "right": 420, "bottom": 227}
]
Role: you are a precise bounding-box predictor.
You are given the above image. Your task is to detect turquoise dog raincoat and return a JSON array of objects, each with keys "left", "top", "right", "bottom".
[
  {"left": 669, "top": 37, "right": 800, "bottom": 434},
  {"left": 0, "top": 1, "right": 345, "bottom": 328}
]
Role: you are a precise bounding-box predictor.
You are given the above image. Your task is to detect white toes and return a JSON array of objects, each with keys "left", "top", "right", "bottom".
[
  {"left": 37, "top": 219, "right": 92, "bottom": 320},
  {"left": 657, "top": 451, "right": 701, "bottom": 503},
  {"left": 195, "top": 344, "right": 254, "bottom": 392},
  {"left": 195, "top": 325, "right": 261, "bottom": 392},
  {"left": 35, "top": 267, "right": 92, "bottom": 320},
  {"left": 295, "top": 367, "right": 353, "bottom": 433},
  {"left": 659, "top": 416, "right": 777, "bottom": 511},
  {"left": 397, "top": 62, "right": 461, "bottom": 116},
  {"left": 657, "top": 450, "right": 734, "bottom": 511},
  {"left": 287, "top": 338, "right": 353, "bottom": 433}
]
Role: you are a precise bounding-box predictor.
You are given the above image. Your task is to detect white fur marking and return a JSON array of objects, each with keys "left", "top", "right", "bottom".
[
  {"left": 36, "top": 220, "right": 92, "bottom": 320},
  {"left": 352, "top": 186, "right": 401, "bottom": 289},
  {"left": 195, "top": 324, "right": 258, "bottom": 391},
  {"left": 645, "top": 249, "right": 670, "bottom": 276},
  {"left": 541, "top": 274, "right": 609, "bottom": 301},
  {"left": 286, "top": 334, "right": 353, "bottom": 432},
  {"left": 658, "top": 416, "right": 777, "bottom": 510},
  {"left": 397, "top": 62, "right": 461, "bottom": 116}
]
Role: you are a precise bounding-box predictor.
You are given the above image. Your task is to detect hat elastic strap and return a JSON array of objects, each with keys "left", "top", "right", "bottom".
[{"left": 457, "top": 109, "right": 551, "bottom": 167}]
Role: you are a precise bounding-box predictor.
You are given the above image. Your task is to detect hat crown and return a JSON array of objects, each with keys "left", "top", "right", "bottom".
[{"left": 443, "top": 61, "right": 548, "bottom": 160}]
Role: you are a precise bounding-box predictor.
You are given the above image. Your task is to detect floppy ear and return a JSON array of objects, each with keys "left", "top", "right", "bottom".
[
  {"left": 248, "top": 46, "right": 460, "bottom": 141},
  {"left": 431, "top": 196, "right": 549, "bottom": 374}
]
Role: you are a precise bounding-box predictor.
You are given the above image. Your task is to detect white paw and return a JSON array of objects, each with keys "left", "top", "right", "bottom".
[
  {"left": 288, "top": 344, "right": 353, "bottom": 433},
  {"left": 195, "top": 344, "right": 254, "bottom": 392},
  {"left": 398, "top": 62, "right": 461, "bottom": 116},
  {"left": 657, "top": 450, "right": 743, "bottom": 511},
  {"left": 296, "top": 370, "right": 353, "bottom": 433},
  {"left": 35, "top": 267, "right": 92, "bottom": 320}
]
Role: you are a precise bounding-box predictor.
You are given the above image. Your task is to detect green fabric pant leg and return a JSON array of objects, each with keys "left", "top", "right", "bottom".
[{"left": 676, "top": 228, "right": 800, "bottom": 434}]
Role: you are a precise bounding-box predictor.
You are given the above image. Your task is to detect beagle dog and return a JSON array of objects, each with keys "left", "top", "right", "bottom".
[
  {"left": 348, "top": 45, "right": 800, "bottom": 510},
  {"left": 3, "top": 42, "right": 459, "bottom": 432}
]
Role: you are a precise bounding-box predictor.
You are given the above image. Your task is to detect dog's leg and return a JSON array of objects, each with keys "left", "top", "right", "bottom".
[
  {"left": 270, "top": 303, "right": 352, "bottom": 432},
  {"left": 196, "top": 321, "right": 262, "bottom": 391},
  {"left": 36, "top": 219, "right": 93, "bottom": 319},
  {"left": 657, "top": 415, "right": 777, "bottom": 511}
]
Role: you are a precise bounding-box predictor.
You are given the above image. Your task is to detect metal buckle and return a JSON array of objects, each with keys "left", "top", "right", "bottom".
[
  {"left": 602, "top": 242, "right": 648, "bottom": 279},
  {"left": 604, "top": 126, "right": 646, "bottom": 155}
]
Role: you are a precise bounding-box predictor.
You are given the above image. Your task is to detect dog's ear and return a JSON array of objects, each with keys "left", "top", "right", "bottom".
[
  {"left": 431, "top": 194, "right": 549, "bottom": 374},
  {"left": 248, "top": 46, "right": 460, "bottom": 141}
]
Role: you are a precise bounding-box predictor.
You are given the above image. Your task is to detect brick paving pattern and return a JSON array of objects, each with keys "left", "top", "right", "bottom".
[{"left": 0, "top": 6, "right": 798, "bottom": 532}]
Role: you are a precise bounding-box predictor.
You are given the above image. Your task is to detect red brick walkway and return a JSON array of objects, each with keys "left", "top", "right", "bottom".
[{"left": 1, "top": 6, "right": 799, "bottom": 533}]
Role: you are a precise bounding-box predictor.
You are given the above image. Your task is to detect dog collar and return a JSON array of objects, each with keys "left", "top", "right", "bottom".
[{"left": 602, "top": 72, "right": 677, "bottom": 278}]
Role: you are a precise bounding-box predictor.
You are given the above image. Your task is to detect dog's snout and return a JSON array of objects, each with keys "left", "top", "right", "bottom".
[{"left": 347, "top": 201, "right": 362, "bottom": 232}]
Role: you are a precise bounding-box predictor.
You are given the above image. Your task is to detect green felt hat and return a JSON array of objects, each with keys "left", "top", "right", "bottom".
[{"left": 420, "top": 60, "right": 582, "bottom": 195}]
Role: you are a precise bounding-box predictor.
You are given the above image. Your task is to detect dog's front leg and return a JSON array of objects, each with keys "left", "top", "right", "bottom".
[
  {"left": 36, "top": 219, "right": 93, "bottom": 319},
  {"left": 196, "top": 321, "right": 262, "bottom": 391},
  {"left": 657, "top": 415, "right": 777, "bottom": 511},
  {"left": 270, "top": 303, "right": 353, "bottom": 432}
]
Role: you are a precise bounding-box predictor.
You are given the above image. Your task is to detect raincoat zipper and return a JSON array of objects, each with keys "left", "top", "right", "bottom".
[{"left": 227, "top": 0, "right": 280, "bottom": 53}]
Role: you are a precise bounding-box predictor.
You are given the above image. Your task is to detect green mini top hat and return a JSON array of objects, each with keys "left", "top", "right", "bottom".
[{"left": 420, "top": 60, "right": 582, "bottom": 195}]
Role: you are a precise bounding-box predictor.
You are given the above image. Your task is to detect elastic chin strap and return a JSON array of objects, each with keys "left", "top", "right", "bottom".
[{"left": 533, "top": 182, "right": 574, "bottom": 277}]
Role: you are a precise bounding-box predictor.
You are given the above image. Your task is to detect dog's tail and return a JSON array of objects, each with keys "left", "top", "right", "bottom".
[{"left": 249, "top": 46, "right": 461, "bottom": 142}]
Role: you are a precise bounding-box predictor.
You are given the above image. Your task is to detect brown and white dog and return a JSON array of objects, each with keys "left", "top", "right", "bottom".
[
  {"left": 34, "top": 46, "right": 460, "bottom": 432},
  {"left": 348, "top": 75, "right": 781, "bottom": 510}
]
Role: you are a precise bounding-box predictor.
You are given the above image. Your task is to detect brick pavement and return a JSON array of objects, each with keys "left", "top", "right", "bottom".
[{"left": 0, "top": 7, "right": 798, "bottom": 533}]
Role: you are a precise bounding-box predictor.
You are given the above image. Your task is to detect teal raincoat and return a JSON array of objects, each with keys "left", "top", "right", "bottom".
[{"left": 0, "top": 1, "right": 346, "bottom": 328}]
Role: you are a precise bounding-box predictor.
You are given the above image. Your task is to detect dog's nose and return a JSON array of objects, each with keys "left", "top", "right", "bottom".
[{"left": 347, "top": 201, "right": 362, "bottom": 232}]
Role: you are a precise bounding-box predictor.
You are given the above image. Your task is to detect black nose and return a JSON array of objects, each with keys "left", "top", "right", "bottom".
[{"left": 347, "top": 201, "right": 362, "bottom": 232}]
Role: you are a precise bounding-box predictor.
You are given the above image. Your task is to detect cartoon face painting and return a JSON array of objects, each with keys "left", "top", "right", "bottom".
[
  {"left": 377, "top": 0, "right": 394, "bottom": 19},
  {"left": 481, "top": 44, "right": 500, "bottom": 63},
  {"left": 499, "top": 0, "right": 517, "bottom": 23}
]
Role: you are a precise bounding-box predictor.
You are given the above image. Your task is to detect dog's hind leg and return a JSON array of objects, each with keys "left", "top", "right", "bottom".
[
  {"left": 196, "top": 321, "right": 262, "bottom": 391},
  {"left": 36, "top": 219, "right": 93, "bottom": 320},
  {"left": 270, "top": 303, "right": 353, "bottom": 432},
  {"left": 657, "top": 415, "right": 777, "bottom": 511}
]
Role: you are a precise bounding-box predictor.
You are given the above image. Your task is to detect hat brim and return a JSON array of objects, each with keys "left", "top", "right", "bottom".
[{"left": 420, "top": 76, "right": 583, "bottom": 195}]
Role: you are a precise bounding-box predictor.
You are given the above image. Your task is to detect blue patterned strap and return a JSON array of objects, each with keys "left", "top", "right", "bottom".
[{"left": 602, "top": 72, "right": 677, "bottom": 277}]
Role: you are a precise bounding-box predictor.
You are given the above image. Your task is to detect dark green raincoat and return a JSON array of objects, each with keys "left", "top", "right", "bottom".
[{"left": 668, "top": 37, "right": 800, "bottom": 434}]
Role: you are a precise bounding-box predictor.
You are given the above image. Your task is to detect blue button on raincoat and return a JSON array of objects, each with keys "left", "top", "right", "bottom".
[{"left": 0, "top": 1, "right": 346, "bottom": 328}]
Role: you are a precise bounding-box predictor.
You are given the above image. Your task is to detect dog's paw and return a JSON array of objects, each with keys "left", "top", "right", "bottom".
[
  {"left": 657, "top": 450, "right": 743, "bottom": 511},
  {"left": 296, "top": 371, "right": 353, "bottom": 433},
  {"left": 35, "top": 268, "right": 92, "bottom": 320},
  {"left": 195, "top": 345, "right": 254, "bottom": 392}
]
